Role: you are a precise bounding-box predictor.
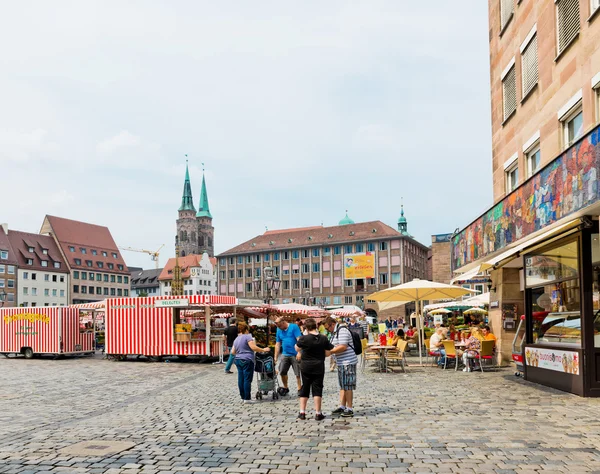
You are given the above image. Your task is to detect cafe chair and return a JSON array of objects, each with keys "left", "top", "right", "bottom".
[
  {"left": 442, "top": 340, "right": 459, "bottom": 371},
  {"left": 424, "top": 339, "right": 439, "bottom": 367},
  {"left": 387, "top": 340, "right": 409, "bottom": 373},
  {"left": 362, "top": 342, "right": 380, "bottom": 372},
  {"left": 473, "top": 340, "right": 496, "bottom": 373}
]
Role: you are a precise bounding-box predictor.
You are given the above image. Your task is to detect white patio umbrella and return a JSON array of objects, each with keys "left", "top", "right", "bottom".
[
  {"left": 428, "top": 308, "right": 452, "bottom": 315},
  {"left": 367, "top": 279, "right": 478, "bottom": 365},
  {"left": 463, "top": 307, "right": 488, "bottom": 315}
]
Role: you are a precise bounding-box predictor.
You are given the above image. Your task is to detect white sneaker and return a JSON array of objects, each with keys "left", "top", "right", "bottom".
[
  {"left": 463, "top": 367, "right": 471, "bottom": 372},
  {"left": 243, "top": 399, "right": 255, "bottom": 404}
]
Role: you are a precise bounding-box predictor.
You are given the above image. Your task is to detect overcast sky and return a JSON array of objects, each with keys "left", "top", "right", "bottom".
[{"left": 1, "top": 1, "right": 492, "bottom": 270}]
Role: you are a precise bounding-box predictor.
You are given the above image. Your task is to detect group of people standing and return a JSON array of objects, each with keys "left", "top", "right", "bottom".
[{"left": 223, "top": 316, "right": 359, "bottom": 420}]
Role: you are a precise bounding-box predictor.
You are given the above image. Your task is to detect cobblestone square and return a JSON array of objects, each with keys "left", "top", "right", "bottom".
[{"left": 1, "top": 355, "right": 599, "bottom": 473}]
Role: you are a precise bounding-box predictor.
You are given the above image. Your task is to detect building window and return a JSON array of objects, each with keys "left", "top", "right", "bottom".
[
  {"left": 81, "top": 272, "right": 87, "bottom": 280},
  {"left": 333, "top": 296, "right": 341, "bottom": 305},
  {"left": 104, "top": 274, "right": 109, "bottom": 282},
  {"left": 52, "top": 275, "right": 57, "bottom": 282},
  {"left": 246, "top": 283, "right": 252, "bottom": 292},
  {"left": 562, "top": 105, "right": 583, "bottom": 148},
  {"left": 292, "top": 267, "right": 299, "bottom": 274},
  {"left": 292, "top": 279, "right": 300, "bottom": 289},
  {"left": 111, "top": 275, "right": 116, "bottom": 283},
  {"left": 379, "top": 242, "right": 388, "bottom": 251},
  {"left": 505, "top": 163, "right": 519, "bottom": 193},
  {"left": 312, "top": 248, "right": 320, "bottom": 257},
  {"left": 302, "top": 279, "right": 310, "bottom": 289},
  {"left": 104, "top": 288, "right": 109, "bottom": 296},
  {"left": 7, "top": 265, "right": 15, "bottom": 274},
  {"left": 97, "top": 262, "right": 104, "bottom": 268},
  {"left": 53, "top": 262, "right": 60, "bottom": 269},
  {"left": 391, "top": 272, "right": 401, "bottom": 284},
  {"left": 23, "top": 272, "right": 28, "bottom": 279},
  {"left": 74, "top": 259, "right": 81, "bottom": 265},
  {"left": 323, "top": 247, "right": 330, "bottom": 256},
  {"left": 282, "top": 251, "right": 289, "bottom": 260},
  {"left": 26, "top": 258, "right": 33, "bottom": 265},
  {"left": 312, "top": 263, "right": 320, "bottom": 272},
  {"left": 355, "top": 244, "right": 364, "bottom": 253},
  {"left": 112, "top": 253, "right": 118, "bottom": 258},
  {"left": 526, "top": 144, "right": 541, "bottom": 177},
  {"left": 31, "top": 273, "right": 36, "bottom": 280},
  {"left": 255, "top": 254, "right": 260, "bottom": 263},
  {"left": 117, "top": 276, "right": 123, "bottom": 283},
  {"left": 41, "top": 260, "right": 48, "bottom": 267},
  {"left": 500, "top": 0, "right": 514, "bottom": 32},
  {"left": 246, "top": 255, "right": 252, "bottom": 264},
  {"left": 27, "top": 246, "right": 34, "bottom": 253},
  {"left": 86, "top": 260, "right": 92, "bottom": 267},
  {"left": 111, "top": 288, "right": 116, "bottom": 296},
  {"left": 593, "top": 0, "right": 600, "bottom": 15},
  {"left": 73, "top": 285, "right": 79, "bottom": 293},
  {"left": 283, "top": 268, "right": 290, "bottom": 275},
  {"left": 502, "top": 62, "right": 517, "bottom": 121},
  {"left": 255, "top": 268, "right": 261, "bottom": 277},
  {"left": 379, "top": 273, "right": 388, "bottom": 285},
  {"left": 0, "top": 251, "right": 7, "bottom": 260},
  {"left": 344, "top": 296, "right": 353, "bottom": 305},
  {"left": 273, "top": 252, "right": 280, "bottom": 261},
  {"left": 368, "top": 277, "right": 376, "bottom": 285},
  {"left": 0, "top": 279, "right": 4, "bottom": 288},
  {"left": 60, "top": 276, "right": 65, "bottom": 283},
  {"left": 124, "top": 289, "right": 129, "bottom": 297},
  {"left": 73, "top": 271, "right": 79, "bottom": 279},
  {"left": 302, "top": 264, "right": 309, "bottom": 273},
  {"left": 52, "top": 289, "right": 57, "bottom": 297},
  {"left": 344, "top": 245, "right": 352, "bottom": 254},
  {"left": 367, "top": 243, "right": 375, "bottom": 252},
  {"left": 333, "top": 246, "right": 340, "bottom": 255},
  {"left": 237, "top": 256, "right": 243, "bottom": 264},
  {"left": 102, "top": 251, "right": 107, "bottom": 257},
  {"left": 345, "top": 279, "right": 353, "bottom": 287},
  {"left": 117, "top": 289, "right": 123, "bottom": 296},
  {"left": 556, "top": 0, "right": 580, "bottom": 56},
  {"left": 292, "top": 250, "right": 299, "bottom": 259},
  {"left": 91, "top": 249, "right": 97, "bottom": 256},
  {"left": 117, "top": 264, "right": 124, "bottom": 271},
  {"left": 107, "top": 263, "right": 114, "bottom": 270},
  {"left": 60, "top": 290, "right": 65, "bottom": 297},
  {"left": 23, "top": 287, "right": 28, "bottom": 295},
  {"left": 521, "top": 32, "right": 538, "bottom": 98},
  {"left": 80, "top": 248, "right": 87, "bottom": 254},
  {"left": 89, "top": 272, "right": 94, "bottom": 281},
  {"left": 30, "top": 286, "right": 35, "bottom": 294},
  {"left": 69, "top": 246, "right": 75, "bottom": 252},
  {"left": 283, "top": 280, "right": 290, "bottom": 290},
  {"left": 96, "top": 274, "right": 102, "bottom": 282},
  {"left": 302, "top": 249, "right": 309, "bottom": 258},
  {"left": 237, "top": 269, "right": 243, "bottom": 278}
]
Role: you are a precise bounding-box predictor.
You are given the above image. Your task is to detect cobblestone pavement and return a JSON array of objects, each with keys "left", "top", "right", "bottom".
[{"left": 1, "top": 354, "right": 600, "bottom": 474}]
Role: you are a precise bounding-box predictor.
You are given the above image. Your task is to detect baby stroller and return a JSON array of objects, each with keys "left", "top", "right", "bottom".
[{"left": 255, "top": 352, "right": 279, "bottom": 400}]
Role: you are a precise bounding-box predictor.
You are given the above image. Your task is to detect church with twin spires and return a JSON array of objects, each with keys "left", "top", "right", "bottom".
[{"left": 176, "top": 162, "right": 214, "bottom": 257}]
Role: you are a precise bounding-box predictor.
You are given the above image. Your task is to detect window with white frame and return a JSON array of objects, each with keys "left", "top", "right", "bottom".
[
  {"left": 502, "top": 62, "right": 517, "bottom": 121},
  {"left": 500, "top": 0, "right": 514, "bottom": 31},
  {"left": 521, "top": 32, "right": 538, "bottom": 98},
  {"left": 556, "top": 0, "right": 580, "bottom": 55},
  {"left": 526, "top": 144, "right": 541, "bottom": 177},
  {"left": 506, "top": 163, "right": 519, "bottom": 193},
  {"left": 593, "top": 0, "right": 600, "bottom": 14},
  {"left": 562, "top": 105, "right": 583, "bottom": 148}
]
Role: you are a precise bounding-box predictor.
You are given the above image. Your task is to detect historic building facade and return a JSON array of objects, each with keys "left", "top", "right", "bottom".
[
  {"left": 217, "top": 210, "right": 429, "bottom": 320},
  {"left": 176, "top": 162, "right": 214, "bottom": 257},
  {"left": 159, "top": 253, "right": 217, "bottom": 297}
]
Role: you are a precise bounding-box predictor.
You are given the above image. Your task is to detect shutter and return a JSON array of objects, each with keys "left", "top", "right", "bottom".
[
  {"left": 557, "top": 0, "right": 580, "bottom": 54},
  {"left": 500, "top": 0, "right": 514, "bottom": 30},
  {"left": 503, "top": 66, "right": 517, "bottom": 120},
  {"left": 521, "top": 35, "right": 538, "bottom": 98}
]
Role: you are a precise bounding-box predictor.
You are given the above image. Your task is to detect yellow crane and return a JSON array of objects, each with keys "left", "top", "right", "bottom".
[{"left": 119, "top": 245, "right": 165, "bottom": 269}]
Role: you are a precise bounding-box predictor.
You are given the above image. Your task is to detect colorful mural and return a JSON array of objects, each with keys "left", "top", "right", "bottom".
[{"left": 452, "top": 127, "right": 600, "bottom": 270}]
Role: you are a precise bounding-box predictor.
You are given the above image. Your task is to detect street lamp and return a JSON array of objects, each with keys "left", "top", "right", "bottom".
[
  {"left": 253, "top": 266, "right": 281, "bottom": 345},
  {"left": 0, "top": 289, "right": 6, "bottom": 308}
]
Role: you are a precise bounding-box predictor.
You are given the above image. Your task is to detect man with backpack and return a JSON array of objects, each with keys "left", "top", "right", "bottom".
[{"left": 323, "top": 316, "right": 359, "bottom": 418}]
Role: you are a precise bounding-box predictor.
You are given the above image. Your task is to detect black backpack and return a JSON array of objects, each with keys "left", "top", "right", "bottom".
[{"left": 333, "top": 326, "right": 362, "bottom": 355}]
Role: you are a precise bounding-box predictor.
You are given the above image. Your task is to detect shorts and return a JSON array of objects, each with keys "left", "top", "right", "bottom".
[
  {"left": 279, "top": 355, "right": 299, "bottom": 376},
  {"left": 337, "top": 364, "right": 357, "bottom": 391},
  {"left": 298, "top": 370, "right": 325, "bottom": 398}
]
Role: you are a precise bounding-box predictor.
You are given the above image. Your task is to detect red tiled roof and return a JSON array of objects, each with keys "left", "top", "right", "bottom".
[
  {"left": 159, "top": 254, "right": 202, "bottom": 281},
  {"left": 218, "top": 221, "right": 404, "bottom": 256},
  {"left": 43, "top": 215, "right": 129, "bottom": 274},
  {"left": 7, "top": 230, "right": 69, "bottom": 273},
  {"left": 0, "top": 230, "right": 18, "bottom": 266}
]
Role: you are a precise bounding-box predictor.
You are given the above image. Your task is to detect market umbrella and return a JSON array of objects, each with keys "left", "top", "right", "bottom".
[
  {"left": 368, "top": 279, "right": 478, "bottom": 365},
  {"left": 463, "top": 307, "right": 488, "bottom": 315},
  {"left": 429, "top": 308, "right": 451, "bottom": 315}
]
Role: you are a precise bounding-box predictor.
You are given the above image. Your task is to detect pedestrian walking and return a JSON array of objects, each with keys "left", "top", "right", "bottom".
[
  {"left": 274, "top": 317, "right": 302, "bottom": 395},
  {"left": 224, "top": 318, "right": 238, "bottom": 374},
  {"left": 231, "top": 322, "right": 270, "bottom": 403},
  {"left": 323, "top": 316, "right": 359, "bottom": 418},
  {"left": 358, "top": 316, "right": 369, "bottom": 341},
  {"left": 295, "top": 318, "right": 334, "bottom": 421}
]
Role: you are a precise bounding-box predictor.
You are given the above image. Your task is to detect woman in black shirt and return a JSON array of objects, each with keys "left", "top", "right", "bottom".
[{"left": 295, "top": 318, "right": 334, "bottom": 421}]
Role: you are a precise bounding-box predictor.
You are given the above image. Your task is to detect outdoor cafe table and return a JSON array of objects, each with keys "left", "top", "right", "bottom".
[{"left": 367, "top": 345, "right": 397, "bottom": 373}]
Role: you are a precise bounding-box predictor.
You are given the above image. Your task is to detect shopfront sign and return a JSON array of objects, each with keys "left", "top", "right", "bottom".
[
  {"left": 524, "top": 347, "right": 580, "bottom": 374},
  {"left": 237, "top": 298, "right": 264, "bottom": 306},
  {"left": 155, "top": 298, "right": 189, "bottom": 308}
]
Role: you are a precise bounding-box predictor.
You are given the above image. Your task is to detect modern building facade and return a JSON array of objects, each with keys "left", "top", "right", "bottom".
[
  {"left": 452, "top": 0, "right": 600, "bottom": 396},
  {"left": 159, "top": 253, "right": 217, "bottom": 297},
  {"left": 40, "top": 215, "right": 131, "bottom": 304},
  {"left": 217, "top": 211, "right": 429, "bottom": 320},
  {"left": 176, "top": 162, "right": 214, "bottom": 257},
  {"left": 7, "top": 230, "right": 69, "bottom": 307},
  {"left": 0, "top": 224, "right": 18, "bottom": 307},
  {"left": 130, "top": 268, "right": 162, "bottom": 297}
]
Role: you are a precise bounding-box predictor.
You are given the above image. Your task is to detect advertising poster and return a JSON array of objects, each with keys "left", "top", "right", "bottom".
[
  {"left": 524, "top": 347, "right": 579, "bottom": 374},
  {"left": 344, "top": 252, "right": 375, "bottom": 279}
]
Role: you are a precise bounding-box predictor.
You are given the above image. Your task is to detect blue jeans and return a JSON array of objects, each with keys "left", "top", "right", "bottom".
[
  {"left": 225, "top": 347, "right": 235, "bottom": 372},
  {"left": 235, "top": 359, "right": 255, "bottom": 401},
  {"left": 438, "top": 348, "right": 447, "bottom": 366}
]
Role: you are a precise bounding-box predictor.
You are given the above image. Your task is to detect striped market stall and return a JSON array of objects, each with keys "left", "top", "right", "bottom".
[
  {"left": 105, "top": 294, "right": 237, "bottom": 360},
  {"left": 0, "top": 307, "right": 95, "bottom": 358}
]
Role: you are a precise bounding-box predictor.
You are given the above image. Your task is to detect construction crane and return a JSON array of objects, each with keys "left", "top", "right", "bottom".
[{"left": 120, "top": 245, "right": 165, "bottom": 269}]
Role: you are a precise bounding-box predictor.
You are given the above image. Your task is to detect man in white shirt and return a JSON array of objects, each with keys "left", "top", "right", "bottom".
[{"left": 429, "top": 328, "right": 445, "bottom": 366}]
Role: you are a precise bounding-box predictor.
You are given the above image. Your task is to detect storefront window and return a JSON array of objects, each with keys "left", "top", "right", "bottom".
[{"left": 525, "top": 239, "right": 579, "bottom": 286}]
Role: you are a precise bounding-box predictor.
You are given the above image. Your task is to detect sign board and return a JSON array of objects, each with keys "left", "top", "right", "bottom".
[
  {"left": 344, "top": 253, "right": 375, "bottom": 279},
  {"left": 155, "top": 298, "right": 189, "bottom": 308},
  {"left": 237, "top": 298, "right": 264, "bottom": 307},
  {"left": 524, "top": 347, "right": 580, "bottom": 374}
]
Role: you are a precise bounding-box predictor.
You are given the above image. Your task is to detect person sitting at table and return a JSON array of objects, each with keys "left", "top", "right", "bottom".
[
  {"left": 448, "top": 324, "right": 457, "bottom": 341},
  {"left": 387, "top": 328, "right": 405, "bottom": 346},
  {"left": 481, "top": 325, "right": 497, "bottom": 345},
  {"left": 405, "top": 326, "right": 416, "bottom": 340},
  {"left": 462, "top": 327, "right": 482, "bottom": 372},
  {"left": 429, "top": 327, "right": 445, "bottom": 366}
]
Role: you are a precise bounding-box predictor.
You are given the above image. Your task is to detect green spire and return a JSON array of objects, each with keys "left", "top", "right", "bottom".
[
  {"left": 398, "top": 203, "right": 409, "bottom": 235},
  {"left": 339, "top": 210, "right": 355, "bottom": 226},
  {"left": 196, "top": 163, "right": 212, "bottom": 218},
  {"left": 179, "top": 158, "right": 196, "bottom": 212}
]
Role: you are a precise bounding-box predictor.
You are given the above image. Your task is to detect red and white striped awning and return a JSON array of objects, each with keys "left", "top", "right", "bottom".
[
  {"left": 247, "top": 304, "right": 330, "bottom": 318},
  {"left": 71, "top": 301, "right": 106, "bottom": 310}
]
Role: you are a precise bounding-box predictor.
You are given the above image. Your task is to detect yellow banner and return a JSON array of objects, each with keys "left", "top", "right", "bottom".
[{"left": 344, "top": 252, "right": 375, "bottom": 279}]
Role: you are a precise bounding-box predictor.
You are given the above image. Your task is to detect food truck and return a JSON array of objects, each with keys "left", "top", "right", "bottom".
[
  {"left": 0, "top": 306, "right": 95, "bottom": 358},
  {"left": 104, "top": 294, "right": 241, "bottom": 360}
]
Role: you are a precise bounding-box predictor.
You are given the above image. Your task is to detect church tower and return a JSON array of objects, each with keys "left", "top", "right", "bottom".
[
  {"left": 196, "top": 166, "right": 214, "bottom": 257},
  {"left": 176, "top": 160, "right": 199, "bottom": 257}
]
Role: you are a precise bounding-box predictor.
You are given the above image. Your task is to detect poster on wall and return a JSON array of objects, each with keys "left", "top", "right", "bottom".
[
  {"left": 524, "top": 347, "right": 580, "bottom": 374},
  {"left": 502, "top": 303, "right": 518, "bottom": 329},
  {"left": 344, "top": 253, "right": 375, "bottom": 279}
]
